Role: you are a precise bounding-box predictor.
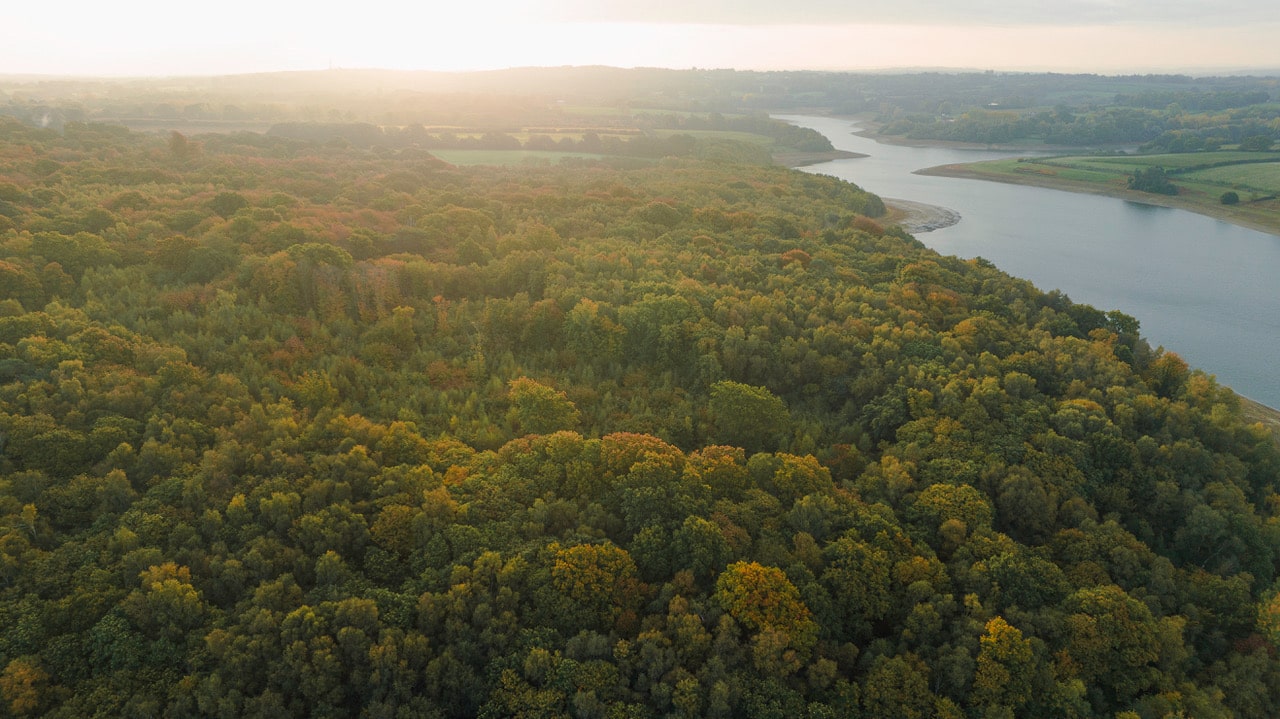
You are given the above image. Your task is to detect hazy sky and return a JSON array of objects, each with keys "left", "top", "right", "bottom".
[{"left": 3, "top": 0, "right": 1278, "bottom": 76}]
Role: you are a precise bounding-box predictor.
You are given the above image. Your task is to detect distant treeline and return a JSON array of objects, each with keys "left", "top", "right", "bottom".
[
  {"left": 261, "top": 122, "right": 776, "bottom": 164},
  {"left": 262, "top": 112, "right": 831, "bottom": 158},
  {"left": 876, "top": 101, "right": 1280, "bottom": 150},
  {"left": 6, "top": 67, "right": 1275, "bottom": 132},
  {"left": 1114, "top": 89, "right": 1273, "bottom": 112}
]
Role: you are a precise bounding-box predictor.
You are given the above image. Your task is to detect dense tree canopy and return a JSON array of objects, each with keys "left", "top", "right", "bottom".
[{"left": 0, "top": 111, "right": 1277, "bottom": 718}]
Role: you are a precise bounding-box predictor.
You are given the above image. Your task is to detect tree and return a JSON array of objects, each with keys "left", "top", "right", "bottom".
[
  {"left": 121, "top": 563, "right": 207, "bottom": 640},
  {"left": 753, "top": 452, "right": 834, "bottom": 506},
  {"left": 1257, "top": 585, "right": 1280, "bottom": 648},
  {"left": 1061, "top": 585, "right": 1164, "bottom": 703},
  {"left": 564, "top": 298, "right": 624, "bottom": 367},
  {"left": 550, "top": 542, "right": 641, "bottom": 630},
  {"left": 670, "top": 515, "right": 732, "bottom": 581},
  {"left": 714, "top": 561, "right": 817, "bottom": 655},
  {"left": 168, "top": 131, "right": 194, "bottom": 160},
  {"left": 708, "top": 380, "right": 790, "bottom": 454},
  {"left": 507, "top": 377, "right": 580, "bottom": 435},
  {"left": 1127, "top": 166, "right": 1177, "bottom": 195},
  {"left": 972, "top": 617, "right": 1036, "bottom": 713},
  {"left": 1240, "top": 135, "right": 1274, "bottom": 151},
  {"left": 208, "top": 191, "right": 248, "bottom": 218},
  {"left": 908, "top": 482, "right": 993, "bottom": 550},
  {"left": 1220, "top": 191, "right": 1240, "bottom": 205},
  {"left": 0, "top": 657, "right": 47, "bottom": 716},
  {"left": 820, "top": 536, "right": 894, "bottom": 637},
  {"left": 861, "top": 654, "right": 938, "bottom": 719}
]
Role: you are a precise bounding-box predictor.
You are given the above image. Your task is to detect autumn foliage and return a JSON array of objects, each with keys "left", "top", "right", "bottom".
[{"left": 0, "top": 110, "right": 1276, "bottom": 718}]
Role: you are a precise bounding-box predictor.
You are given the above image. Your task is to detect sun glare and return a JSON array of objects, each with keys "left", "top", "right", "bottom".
[{"left": 2, "top": 1, "right": 1278, "bottom": 75}]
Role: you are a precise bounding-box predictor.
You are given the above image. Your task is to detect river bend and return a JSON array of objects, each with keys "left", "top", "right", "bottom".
[{"left": 781, "top": 115, "right": 1280, "bottom": 408}]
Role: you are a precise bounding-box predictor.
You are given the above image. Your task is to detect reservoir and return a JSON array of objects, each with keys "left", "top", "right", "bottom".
[{"left": 781, "top": 115, "right": 1280, "bottom": 409}]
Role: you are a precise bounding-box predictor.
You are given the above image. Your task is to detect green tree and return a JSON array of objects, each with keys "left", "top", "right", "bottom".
[
  {"left": 1240, "top": 135, "right": 1274, "bottom": 151},
  {"left": 861, "top": 653, "right": 938, "bottom": 719},
  {"left": 208, "top": 191, "right": 249, "bottom": 218},
  {"left": 708, "top": 380, "right": 790, "bottom": 453},
  {"left": 1127, "top": 166, "right": 1177, "bottom": 195},
  {"left": 1061, "top": 584, "right": 1164, "bottom": 704}
]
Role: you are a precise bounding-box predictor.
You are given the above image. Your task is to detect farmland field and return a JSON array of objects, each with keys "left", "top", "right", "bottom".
[
  {"left": 1041, "top": 152, "right": 1268, "bottom": 171},
  {"left": 652, "top": 128, "right": 775, "bottom": 145},
  {"left": 1186, "top": 163, "right": 1280, "bottom": 194},
  {"left": 921, "top": 152, "right": 1280, "bottom": 235},
  {"left": 429, "top": 149, "right": 614, "bottom": 165},
  {"left": 1019, "top": 153, "right": 1280, "bottom": 195}
]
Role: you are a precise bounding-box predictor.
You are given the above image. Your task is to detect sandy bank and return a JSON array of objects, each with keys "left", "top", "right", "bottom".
[
  {"left": 883, "top": 198, "right": 961, "bottom": 234},
  {"left": 1240, "top": 397, "right": 1280, "bottom": 441}
]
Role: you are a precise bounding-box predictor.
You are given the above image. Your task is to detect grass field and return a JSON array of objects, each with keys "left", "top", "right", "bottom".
[
  {"left": 651, "top": 128, "right": 775, "bottom": 145},
  {"left": 920, "top": 151, "right": 1280, "bottom": 236},
  {"left": 1000, "top": 160, "right": 1123, "bottom": 184},
  {"left": 558, "top": 105, "right": 631, "bottom": 118},
  {"left": 1040, "top": 152, "right": 1268, "bottom": 172},
  {"left": 1022, "top": 152, "right": 1280, "bottom": 196},
  {"left": 429, "top": 149, "right": 613, "bottom": 166},
  {"left": 1188, "top": 163, "right": 1280, "bottom": 195}
]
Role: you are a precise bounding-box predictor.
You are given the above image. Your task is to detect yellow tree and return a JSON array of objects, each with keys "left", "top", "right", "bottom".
[
  {"left": 0, "top": 658, "right": 47, "bottom": 716},
  {"left": 972, "top": 617, "right": 1035, "bottom": 714},
  {"left": 507, "top": 377, "right": 580, "bottom": 436},
  {"left": 714, "top": 561, "right": 817, "bottom": 673},
  {"left": 122, "top": 562, "right": 207, "bottom": 640},
  {"left": 550, "top": 542, "right": 642, "bottom": 630},
  {"left": 1258, "top": 586, "right": 1280, "bottom": 647}
]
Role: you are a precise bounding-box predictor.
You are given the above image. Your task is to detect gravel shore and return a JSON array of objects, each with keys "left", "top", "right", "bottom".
[{"left": 883, "top": 198, "right": 961, "bottom": 234}]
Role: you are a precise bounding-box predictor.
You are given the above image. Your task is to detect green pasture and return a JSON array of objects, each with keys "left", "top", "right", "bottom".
[
  {"left": 429, "top": 149, "right": 611, "bottom": 166},
  {"left": 940, "top": 152, "right": 1280, "bottom": 235},
  {"left": 652, "top": 128, "right": 775, "bottom": 145},
  {"left": 982, "top": 158, "right": 1123, "bottom": 184},
  {"left": 1184, "top": 162, "right": 1280, "bottom": 194},
  {"left": 1037, "top": 152, "right": 1275, "bottom": 174},
  {"left": 510, "top": 131, "right": 639, "bottom": 142},
  {"left": 558, "top": 105, "right": 631, "bottom": 117},
  {"left": 986, "top": 154, "right": 1280, "bottom": 194}
]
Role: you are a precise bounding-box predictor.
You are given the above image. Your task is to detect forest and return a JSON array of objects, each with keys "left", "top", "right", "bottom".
[
  {"left": 0, "top": 75, "right": 1279, "bottom": 718},
  {"left": 875, "top": 102, "right": 1280, "bottom": 151},
  {"left": 7, "top": 68, "right": 1278, "bottom": 151}
]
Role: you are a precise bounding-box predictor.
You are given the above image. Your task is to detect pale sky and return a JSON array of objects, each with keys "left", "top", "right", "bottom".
[{"left": 2, "top": 0, "right": 1278, "bottom": 76}]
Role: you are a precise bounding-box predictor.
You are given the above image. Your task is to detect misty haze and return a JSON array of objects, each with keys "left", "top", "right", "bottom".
[{"left": 1, "top": 3, "right": 1279, "bottom": 717}]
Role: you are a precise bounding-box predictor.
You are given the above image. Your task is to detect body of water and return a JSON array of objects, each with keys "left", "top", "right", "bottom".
[{"left": 780, "top": 115, "right": 1280, "bottom": 408}]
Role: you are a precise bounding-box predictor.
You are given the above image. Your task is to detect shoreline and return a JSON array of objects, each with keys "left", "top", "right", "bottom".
[
  {"left": 916, "top": 162, "right": 1280, "bottom": 238},
  {"left": 918, "top": 160, "right": 1280, "bottom": 424},
  {"left": 882, "top": 198, "right": 961, "bottom": 234},
  {"left": 775, "top": 148, "right": 867, "bottom": 167},
  {"left": 1240, "top": 396, "right": 1280, "bottom": 440},
  {"left": 788, "top": 114, "right": 1280, "bottom": 426}
]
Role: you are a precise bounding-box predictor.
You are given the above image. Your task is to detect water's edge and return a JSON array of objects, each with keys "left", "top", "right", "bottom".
[{"left": 781, "top": 114, "right": 1280, "bottom": 410}]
